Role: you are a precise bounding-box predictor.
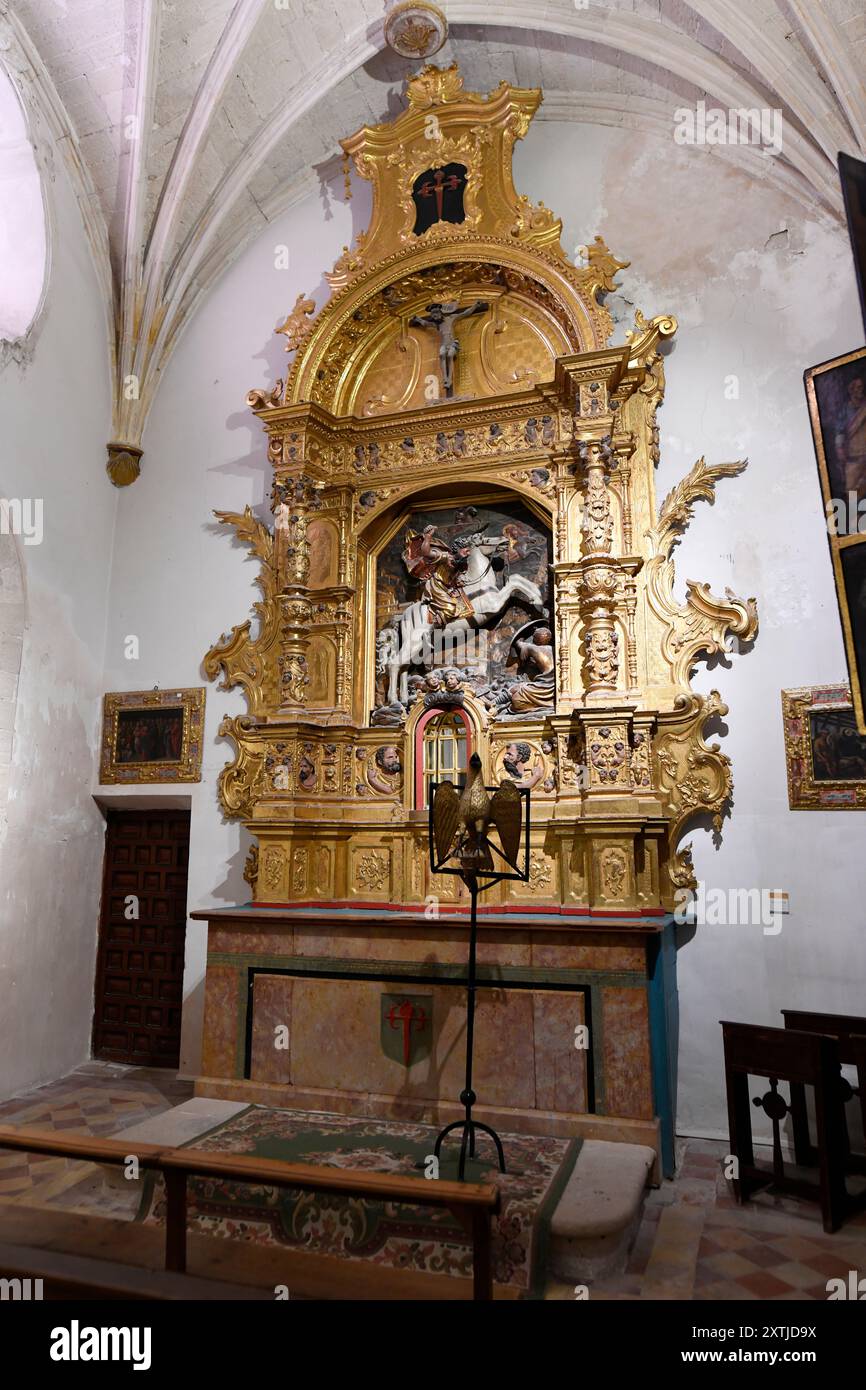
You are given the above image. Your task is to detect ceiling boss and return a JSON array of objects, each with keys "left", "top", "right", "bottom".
[{"left": 206, "top": 61, "right": 757, "bottom": 920}]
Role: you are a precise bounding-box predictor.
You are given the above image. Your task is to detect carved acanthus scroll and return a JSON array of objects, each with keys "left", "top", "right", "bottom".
[
  {"left": 656, "top": 692, "right": 733, "bottom": 890},
  {"left": 203, "top": 508, "right": 279, "bottom": 718},
  {"left": 645, "top": 457, "right": 758, "bottom": 690}
]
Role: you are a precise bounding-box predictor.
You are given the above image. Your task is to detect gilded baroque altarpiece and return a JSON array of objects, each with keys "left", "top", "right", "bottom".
[{"left": 204, "top": 65, "right": 758, "bottom": 915}]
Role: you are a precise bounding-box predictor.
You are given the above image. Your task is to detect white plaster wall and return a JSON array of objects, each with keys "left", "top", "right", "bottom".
[
  {"left": 99, "top": 177, "right": 370, "bottom": 1075},
  {"left": 515, "top": 123, "right": 866, "bottom": 1137},
  {"left": 0, "top": 143, "right": 115, "bottom": 1098},
  {"left": 104, "top": 120, "right": 866, "bottom": 1134}
]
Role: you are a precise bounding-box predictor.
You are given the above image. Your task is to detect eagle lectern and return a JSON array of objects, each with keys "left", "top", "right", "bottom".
[{"left": 429, "top": 753, "right": 530, "bottom": 1179}]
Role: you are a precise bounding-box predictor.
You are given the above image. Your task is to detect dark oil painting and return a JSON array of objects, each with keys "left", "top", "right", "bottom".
[
  {"left": 810, "top": 352, "right": 866, "bottom": 502},
  {"left": 116, "top": 707, "right": 184, "bottom": 764},
  {"left": 809, "top": 706, "right": 866, "bottom": 782}
]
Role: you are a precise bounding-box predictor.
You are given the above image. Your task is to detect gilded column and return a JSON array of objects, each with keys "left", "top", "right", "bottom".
[
  {"left": 273, "top": 473, "right": 323, "bottom": 714},
  {"left": 575, "top": 433, "right": 619, "bottom": 698}
]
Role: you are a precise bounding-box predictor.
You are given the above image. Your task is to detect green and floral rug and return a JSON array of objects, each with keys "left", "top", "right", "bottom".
[{"left": 136, "top": 1105, "right": 581, "bottom": 1296}]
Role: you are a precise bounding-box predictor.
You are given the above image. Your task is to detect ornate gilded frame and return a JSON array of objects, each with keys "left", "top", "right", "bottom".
[
  {"left": 804, "top": 345, "right": 866, "bottom": 733},
  {"left": 781, "top": 683, "right": 866, "bottom": 809},
  {"left": 99, "top": 688, "right": 205, "bottom": 785}
]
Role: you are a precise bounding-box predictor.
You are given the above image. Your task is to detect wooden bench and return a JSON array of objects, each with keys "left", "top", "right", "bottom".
[
  {"left": 781, "top": 1009, "right": 866, "bottom": 1173},
  {"left": 0, "top": 1126, "right": 501, "bottom": 1300},
  {"left": 720, "top": 1020, "right": 858, "bottom": 1233},
  {"left": 0, "top": 1239, "right": 270, "bottom": 1300}
]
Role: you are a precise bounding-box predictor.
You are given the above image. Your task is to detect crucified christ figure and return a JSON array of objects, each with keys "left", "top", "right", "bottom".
[{"left": 409, "top": 299, "right": 489, "bottom": 398}]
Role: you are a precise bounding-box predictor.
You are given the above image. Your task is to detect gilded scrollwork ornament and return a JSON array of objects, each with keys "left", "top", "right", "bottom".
[
  {"left": 217, "top": 715, "right": 267, "bottom": 821},
  {"left": 656, "top": 692, "right": 734, "bottom": 890},
  {"left": 276, "top": 293, "right": 316, "bottom": 356},
  {"left": 645, "top": 457, "right": 759, "bottom": 690},
  {"left": 204, "top": 508, "right": 279, "bottom": 718}
]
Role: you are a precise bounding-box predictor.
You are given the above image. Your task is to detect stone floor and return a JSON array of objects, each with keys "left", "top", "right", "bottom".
[
  {"left": 1, "top": 1061, "right": 865, "bottom": 1300},
  {"left": 0, "top": 1061, "right": 192, "bottom": 1216},
  {"left": 549, "top": 1139, "right": 866, "bottom": 1301}
]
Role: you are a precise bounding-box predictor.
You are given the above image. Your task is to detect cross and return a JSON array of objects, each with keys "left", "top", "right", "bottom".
[
  {"left": 387, "top": 1000, "right": 428, "bottom": 1066},
  {"left": 417, "top": 168, "right": 462, "bottom": 224}
]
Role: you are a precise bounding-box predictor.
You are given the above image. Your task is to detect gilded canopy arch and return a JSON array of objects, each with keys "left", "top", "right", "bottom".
[{"left": 284, "top": 240, "right": 619, "bottom": 415}]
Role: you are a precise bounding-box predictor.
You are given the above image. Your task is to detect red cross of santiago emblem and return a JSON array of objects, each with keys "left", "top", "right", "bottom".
[{"left": 380, "top": 993, "right": 432, "bottom": 1067}]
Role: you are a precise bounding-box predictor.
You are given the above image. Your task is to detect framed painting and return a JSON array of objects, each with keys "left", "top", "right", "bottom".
[
  {"left": 804, "top": 346, "right": 866, "bottom": 733},
  {"left": 839, "top": 152, "right": 866, "bottom": 336},
  {"left": 782, "top": 684, "right": 866, "bottom": 810},
  {"left": 99, "top": 688, "right": 205, "bottom": 784}
]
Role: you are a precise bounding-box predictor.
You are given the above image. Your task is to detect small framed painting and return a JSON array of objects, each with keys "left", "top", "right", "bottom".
[
  {"left": 782, "top": 684, "right": 866, "bottom": 810},
  {"left": 100, "top": 688, "right": 205, "bottom": 784},
  {"left": 804, "top": 345, "right": 866, "bottom": 733}
]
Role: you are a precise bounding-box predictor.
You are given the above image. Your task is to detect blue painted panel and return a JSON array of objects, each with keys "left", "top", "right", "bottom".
[{"left": 647, "top": 919, "right": 678, "bottom": 1178}]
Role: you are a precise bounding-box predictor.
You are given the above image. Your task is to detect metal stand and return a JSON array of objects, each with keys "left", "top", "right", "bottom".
[{"left": 433, "top": 873, "right": 506, "bottom": 1180}]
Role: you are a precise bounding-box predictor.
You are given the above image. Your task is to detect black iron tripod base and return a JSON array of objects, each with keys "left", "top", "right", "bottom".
[{"left": 434, "top": 1111, "right": 506, "bottom": 1182}]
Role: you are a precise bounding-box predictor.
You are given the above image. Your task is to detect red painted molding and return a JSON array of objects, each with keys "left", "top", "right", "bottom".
[
  {"left": 413, "top": 704, "right": 472, "bottom": 808},
  {"left": 249, "top": 897, "right": 667, "bottom": 918}
]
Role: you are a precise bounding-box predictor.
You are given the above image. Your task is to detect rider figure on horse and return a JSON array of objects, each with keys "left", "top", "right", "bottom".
[{"left": 402, "top": 525, "right": 473, "bottom": 628}]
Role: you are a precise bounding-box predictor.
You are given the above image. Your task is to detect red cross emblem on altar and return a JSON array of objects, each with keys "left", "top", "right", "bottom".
[{"left": 380, "top": 993, "right": 432, "bottom": 1067}]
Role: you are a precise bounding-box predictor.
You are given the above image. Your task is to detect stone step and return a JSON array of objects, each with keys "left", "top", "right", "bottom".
[
  {"left": 110, "top": 1097, "right": 249, "bottom": 1149},
  {"left": 99, "top": 1099, "right": 250, "bottom": 1194},
  {"left": 550, "top": 1139, "right": 655, "bottom": 1284}
]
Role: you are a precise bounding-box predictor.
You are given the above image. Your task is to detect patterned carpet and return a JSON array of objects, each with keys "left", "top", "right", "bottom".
[{"left": 136, "top": 1105, "right": 580, "bottom": 1297}]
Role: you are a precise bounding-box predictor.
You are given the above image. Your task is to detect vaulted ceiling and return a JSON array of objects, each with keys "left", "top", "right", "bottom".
[{"left": 4, "top": 0, "right": 865, "bottom": 464}]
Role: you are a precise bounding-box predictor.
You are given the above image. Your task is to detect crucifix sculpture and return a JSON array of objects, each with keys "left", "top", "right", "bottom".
[{"left": 409, "top": 299, "right": 489, "bottom": 398}]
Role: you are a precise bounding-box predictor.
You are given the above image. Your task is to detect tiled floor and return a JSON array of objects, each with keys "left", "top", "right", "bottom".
[
  {"left": 0, "top": 1062, "right": 192, "bottom": 1214},
  {"left": 1, "top": 1064, "right": 865, "bottom": 1299},
  {"left": 548, "top": 1138, "right": 866, "bottom": 1300}
]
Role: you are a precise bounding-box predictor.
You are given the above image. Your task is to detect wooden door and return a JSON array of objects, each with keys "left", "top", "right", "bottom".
[{"left": 92, "top": 809, "right": 190, "bottom": 1067}]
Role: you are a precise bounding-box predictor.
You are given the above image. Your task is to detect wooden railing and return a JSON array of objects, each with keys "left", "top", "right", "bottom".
[{"left": 0, "top": 1126, "right": 501, "bottom": 1300}]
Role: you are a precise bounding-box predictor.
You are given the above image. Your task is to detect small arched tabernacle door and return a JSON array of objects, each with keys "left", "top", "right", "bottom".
[{"left": 415, "top": 706, "right": 472, "bottom": 808}]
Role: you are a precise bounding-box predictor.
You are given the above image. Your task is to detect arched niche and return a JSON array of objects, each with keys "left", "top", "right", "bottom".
[
  {"left": 306, "top": 516, "right": 339, "bottom": 589},
  {"left": 288, "top": 243, "right": 607, "bottom": 414},
  {"left": 403, "top": 688, "right": 490, "bottom": 812},
  {"left": 359, "top": 478, "right": 553, "bottom": 723}
]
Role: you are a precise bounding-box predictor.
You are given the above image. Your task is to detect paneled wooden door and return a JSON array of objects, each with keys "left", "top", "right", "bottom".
[{"left": 92, "top": 809, "right": 190, "bottom": 1067}]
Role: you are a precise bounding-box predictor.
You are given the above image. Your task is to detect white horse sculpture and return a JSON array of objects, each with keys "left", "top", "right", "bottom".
[{"left": 376, "top": 534, "right": 547, "bottom": 705}]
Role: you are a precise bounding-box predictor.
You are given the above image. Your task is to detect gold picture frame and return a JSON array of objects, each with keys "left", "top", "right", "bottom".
[
  {"left": 804, "top": 346, "right": 866, "bottom": 734},
  {"left": 782, "top": 684, "right": 866, "bottom": 809},
  {"left": 99, "top": 688, "right": 205, "bottom": 784}
]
